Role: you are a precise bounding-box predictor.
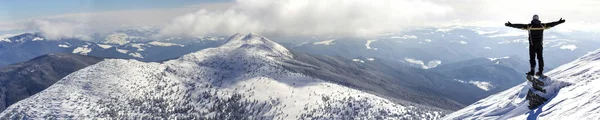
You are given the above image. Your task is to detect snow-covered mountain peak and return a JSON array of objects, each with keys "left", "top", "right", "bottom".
[
  {"left": 3, "top": 33, "right": 44, "bottom": 43},
  {"left": 103, "top": 33, "right": 132, "bottom": 45},
  {"left": 218, "top": 33, "right": 293, "bottom": 59},
  {"left": 443, "top": 48, "right": 600, "bottom": 119}
]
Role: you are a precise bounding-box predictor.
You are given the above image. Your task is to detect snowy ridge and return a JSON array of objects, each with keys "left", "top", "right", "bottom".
[
  {"left": 0, "top": 38, "right": 9, "bottom": 43},
  {"left": 443, "top": 48, "right": 600, "bottom": 120},
  {"left": 104, "top": 33, "right": 132, "bottom": 45},
  {"left": 1, "top": 33, "right": 442, "bottom": 119},
  {"left": 0, "top": 34, "right": 18, "bottom": 43}
]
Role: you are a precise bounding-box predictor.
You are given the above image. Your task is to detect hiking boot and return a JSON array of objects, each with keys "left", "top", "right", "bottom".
[
  {"left": 526, "top": 71, "right": 535, "bottom": 76},
  {"left": 536, "top": 71, "right": 547, "bottom": 79}
]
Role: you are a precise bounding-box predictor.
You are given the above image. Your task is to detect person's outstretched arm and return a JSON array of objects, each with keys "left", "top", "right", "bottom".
[
  {"left": 542, "top": 18, "right": 566, "bottom": 29},
  {"left": 505, "top": 21, "right": 529, "bottom": 30}
]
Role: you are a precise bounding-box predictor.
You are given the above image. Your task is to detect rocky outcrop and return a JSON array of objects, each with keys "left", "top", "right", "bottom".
[{"left": 526, "top": 90, "right": 548, "bottom": 109}]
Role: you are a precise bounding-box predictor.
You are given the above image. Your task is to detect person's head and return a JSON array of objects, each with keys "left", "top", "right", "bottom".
[
  {"left": 531, "top": 14, "right": 541, "bottom": 24},
  {"left": 533, "top": 14, "right": 539, "bottom": 20}
]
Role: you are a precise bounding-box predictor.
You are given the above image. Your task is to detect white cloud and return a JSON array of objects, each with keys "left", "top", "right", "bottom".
[
  {"left": 26, "top": 19, "right": 91, "bottom": 40},
  {"left": 1, "top": 3, "right": 233, "bottom": 40},
  {"left": 3, "top": 0, "right": 600, "bottom": 39},
  {"left": 159, "top": 0, "right": 454, "bottom": 38},
  {"left": 158, "top": 0, "right": 600, "bottom": 38}
]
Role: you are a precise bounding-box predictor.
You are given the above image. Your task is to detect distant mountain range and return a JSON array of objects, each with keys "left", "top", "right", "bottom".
[
  {"left": 1, "top": 33, "right": 449, "bottom": 119},
  {"left": 0, "top": 32, "right": 223, "bottom": 67},
  {"left": 281, "top": 26, "right": 600, "bottom": 70}
]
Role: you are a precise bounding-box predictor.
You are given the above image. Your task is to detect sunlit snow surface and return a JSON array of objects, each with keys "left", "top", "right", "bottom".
[
  {"left": 0, "top": 33, "right": 443, "bottom": 119},
  {"left": 443, "top": 49, "right": 600, "bottom": 120}
]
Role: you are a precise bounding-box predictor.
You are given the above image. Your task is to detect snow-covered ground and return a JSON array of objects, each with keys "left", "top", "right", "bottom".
[
  {"left": 404, "top": 58, "right": 442, "bottom": 69},
  {"left": 0, "top": 33, "right": 19, "bottom": 43},
  {"left": 443, "top": 48, "right": 600, "bottom": 120},
  {"left": 116, "top": 49, "right": 129, "bottom": 54},
  {"left": 148, "top": 41, "right": 184, "bottom": 47},
  {"left": 0, "top": 33, "right": 444, "bottom": 119},
  {"left": 97, "top": 44, "right": 112, "bottom": 49},
  {"left": 104, "top": 33, "right": 131, "bottom": 45},
  {"left": 488, "top": 56, "right": 510, "bottom": 61},
  {"left": 366, "top": 39, "right": 378, "bottom": 50},
  {"left": 72, "top": 46, "right": 92, "bottom": 55},
  {"left": 128, "top": 52, "right": 144, "bottom": 58},
  {"left": 313, "top": 39, "right": 336, "bottom": 45},
  {"left": 58, "top": 44, "right": 70, "bottom": 48},
  {"left": 390, "top": 35, "right": 418, "bottom": 39}
]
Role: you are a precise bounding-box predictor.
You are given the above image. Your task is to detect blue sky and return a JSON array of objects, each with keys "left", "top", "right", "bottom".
[{"left": 0, "top": 0, "right": 230, "bottom": 21}]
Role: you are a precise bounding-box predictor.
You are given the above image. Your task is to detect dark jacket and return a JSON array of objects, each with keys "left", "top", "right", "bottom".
[{"left": 506, "top": 19, "right": 565, "bottom": 48}]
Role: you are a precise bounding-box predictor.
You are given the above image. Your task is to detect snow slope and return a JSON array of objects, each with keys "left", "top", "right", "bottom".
[
  {"left": 443, "top": 48, "right": 600, "bottom": 120},
  {"left": 1, "top": 33, "right": 443, "bottom": 119}
]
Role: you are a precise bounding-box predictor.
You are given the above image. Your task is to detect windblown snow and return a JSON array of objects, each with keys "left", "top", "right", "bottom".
[
  {"left": 443, "top": 48, "right": 600, "bottom": 120},
  {"left": 0, "top": 33, "right": 443, "bottom": 119}
]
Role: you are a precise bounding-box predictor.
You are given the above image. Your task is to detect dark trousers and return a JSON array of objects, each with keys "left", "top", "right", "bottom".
[{"left": 529, "top": 46, "right": 544, "bottom": 73}]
